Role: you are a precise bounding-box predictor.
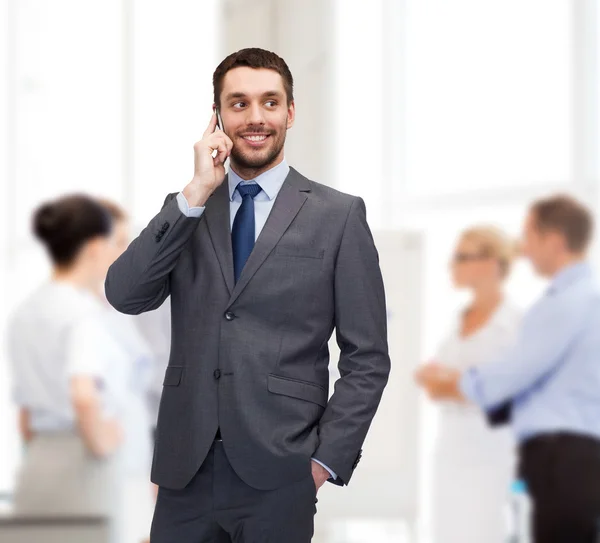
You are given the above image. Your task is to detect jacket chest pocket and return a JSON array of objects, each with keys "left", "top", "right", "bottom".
[{"left": 273, "top": 247, "right": 325, "bottom": 260}]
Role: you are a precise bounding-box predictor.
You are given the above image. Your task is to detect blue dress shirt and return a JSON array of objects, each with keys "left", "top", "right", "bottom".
[
  {"left": 460, "top": 262, "right": 600, "bottom": 443},
  {"left": 177, "top": 159, "right": 337, "bottom": 480},
  {"left": 177, "top": 159, "right": 289, "bottom": 234}
]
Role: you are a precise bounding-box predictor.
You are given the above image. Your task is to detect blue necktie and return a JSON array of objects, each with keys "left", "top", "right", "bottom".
[{"left": 232, "top": 183, "right": 262, "bottom": 283}]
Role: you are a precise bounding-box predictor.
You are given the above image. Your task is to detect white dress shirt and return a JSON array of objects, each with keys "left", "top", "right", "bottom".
[
  {"left": 176, "top": 158, "right": 289, "bottom": 231},
  {"left": 8, "top": 281, "right": 108, "bottom": 431}
]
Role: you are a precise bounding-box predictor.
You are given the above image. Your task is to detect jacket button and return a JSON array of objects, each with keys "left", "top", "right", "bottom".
[
  {"left": 224, "top": 311, "right": 235, "bottom": 321},
  {"left": 214, "top": 369, "right": 221, "bottom": 380}
]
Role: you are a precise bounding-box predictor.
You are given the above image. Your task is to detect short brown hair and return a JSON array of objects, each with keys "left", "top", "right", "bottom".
[
  {"left": 213, "top": 48, "right": 294, "bottom": 107},
  {"left": 531, "top": 194, "right": 594, "bottom": 253}
]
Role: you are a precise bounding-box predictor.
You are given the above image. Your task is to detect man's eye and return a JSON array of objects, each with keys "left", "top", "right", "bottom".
[
  {"left": 233, "top": 102, "right": 246, "bottom": 109},
  {"left": 265, "top": 100, "right": 277, "bottom": 107}
]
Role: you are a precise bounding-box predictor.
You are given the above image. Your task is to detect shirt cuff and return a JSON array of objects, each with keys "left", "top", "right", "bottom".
[
  {"left": 176, "top": 192, "right": 205, "bottom": 218},
  {"left": 460, "top": 367, "right": 487, "bottom": 408},
  {"left": 311, "top": 457, "right": 337, "bottom": 480}
]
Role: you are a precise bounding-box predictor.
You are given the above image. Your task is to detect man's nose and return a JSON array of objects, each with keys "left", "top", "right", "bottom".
[{"left": 246, "top": 104, "right": 265, "bottom": 126}]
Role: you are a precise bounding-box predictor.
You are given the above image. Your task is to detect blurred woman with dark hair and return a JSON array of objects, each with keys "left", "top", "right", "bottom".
[{"left": 8, "top": 194, "right": 152, "bottom": 543}]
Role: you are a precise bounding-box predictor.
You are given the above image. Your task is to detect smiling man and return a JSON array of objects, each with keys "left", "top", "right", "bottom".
[{"left": 105, "top": 48, "right": 390, "bottom": 543}]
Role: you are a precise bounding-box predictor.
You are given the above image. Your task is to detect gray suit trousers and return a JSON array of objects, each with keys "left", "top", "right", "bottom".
[{"left": 150, "top": 440, "right": 317, "bottom": 543}]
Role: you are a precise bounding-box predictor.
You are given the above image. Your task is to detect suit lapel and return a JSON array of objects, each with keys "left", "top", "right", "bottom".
[
  {"left": 205, "top": 178, "right": 235, "bottom": 295},
  {"left": 228, "top": 167, "right": 311, "bottom": 306}
]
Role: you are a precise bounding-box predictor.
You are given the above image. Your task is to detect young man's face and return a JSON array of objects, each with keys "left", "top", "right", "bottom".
[{"left": 218, "top": 67, "right": 295, "bottom": 172}]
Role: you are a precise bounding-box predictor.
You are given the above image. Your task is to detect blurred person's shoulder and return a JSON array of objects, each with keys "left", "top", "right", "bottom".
[{"left": 10, "top": 281, "right": 103, "bottom": 331}]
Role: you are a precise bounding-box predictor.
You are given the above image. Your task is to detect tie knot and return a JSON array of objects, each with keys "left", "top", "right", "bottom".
[{"left": 237, "top": 183, "right": 262, "bottom": 199}]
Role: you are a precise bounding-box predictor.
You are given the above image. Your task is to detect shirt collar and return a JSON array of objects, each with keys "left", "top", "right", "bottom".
[
  {"left": 547, "top": 261, "right": 592, "bottom": 295},
  {"left": 228, "top": 159, "right": 290, "bottom": 202}
]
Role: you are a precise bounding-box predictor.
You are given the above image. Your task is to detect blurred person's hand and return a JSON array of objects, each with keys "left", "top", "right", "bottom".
[
  {"left": 97, "top": 418, "right": 123, "bottom": 457},
  {"left": 85, "top": 418, "right": 123, "bottom": 458},
  {"left": 71, "top": 376, "right": 123, "bottom": 457},
  {"left": 310, "top": 460, "right": 330, "bottom": 492},
  {"left": 415, "top": 362, "right": 465, "bottom": 402},
  {"left": 182, "top": 113, "right": 233, "bottom": 208},
  {"left": 414, "top": 361, "right": 432, "bottom": 386},
  {"left": 414, "top": 361, "right": 443, "bottom": 387}
]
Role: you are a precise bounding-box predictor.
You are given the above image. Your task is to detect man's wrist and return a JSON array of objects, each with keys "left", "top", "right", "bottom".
[
  {"left": 311, "top": 457, "right": 337, "bottom": 480},
  {"left": 182, "top": 181, "right": 213, "bottom": 208}
]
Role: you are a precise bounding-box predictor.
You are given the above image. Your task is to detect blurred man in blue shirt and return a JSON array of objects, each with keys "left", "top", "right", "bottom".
[{"left": 417, "top": 195, "right": 600, "bottom": 543}]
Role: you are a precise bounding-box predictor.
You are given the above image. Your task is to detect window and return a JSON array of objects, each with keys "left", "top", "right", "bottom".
[
  {"left": 11, "top": 0, "right": 124, "bottom": 243},
  {"left": 403, "top": 0, "right": 573, "bottom": 197},
  {"left": 333, "top": 0, "right": 385, "bottom": 228},
  {"left": 131, "top": 0, "right": 220, "bottom": 223}
]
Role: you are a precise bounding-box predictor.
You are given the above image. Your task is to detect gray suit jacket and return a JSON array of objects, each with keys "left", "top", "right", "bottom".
[{"left": 105, "top": 167, "right": 390, "bottom": 490}]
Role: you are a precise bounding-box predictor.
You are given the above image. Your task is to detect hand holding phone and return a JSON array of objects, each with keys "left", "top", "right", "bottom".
[{"left": 182, "top": 113, "right": 233, "bottom": 207}]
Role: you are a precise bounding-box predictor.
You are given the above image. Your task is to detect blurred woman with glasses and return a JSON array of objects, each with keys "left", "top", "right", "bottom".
[{"left": 416, "top": 226, "right": 522, "bottom": 543}]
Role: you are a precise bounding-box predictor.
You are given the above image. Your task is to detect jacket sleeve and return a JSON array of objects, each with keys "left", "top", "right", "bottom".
[
  {"left": 312, "top": 197, "right": 391, "bottom": 485},
  {"left": 105, "top": 193, "right": 202, "bottom": 315}
]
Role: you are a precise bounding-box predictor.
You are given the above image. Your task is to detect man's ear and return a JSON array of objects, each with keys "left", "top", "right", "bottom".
[
  {"left": 549, "top": 231, "right": 567, "bottom": 253},
  {"left": 286, "top": 101, "right": 296, "bottom": 129}
]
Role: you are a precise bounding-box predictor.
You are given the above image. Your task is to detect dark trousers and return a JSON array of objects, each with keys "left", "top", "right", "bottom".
[
  {"left": 150, "top": 440, "right": 318, "bottom": 543},
  {"left": 519, "top": 433, "right": 600, "bottom": 543}
]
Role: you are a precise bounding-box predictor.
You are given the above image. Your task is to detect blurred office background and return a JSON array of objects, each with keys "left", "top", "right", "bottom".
[{"left": 0, "top": 0, "right": 598, "bottom": 542}]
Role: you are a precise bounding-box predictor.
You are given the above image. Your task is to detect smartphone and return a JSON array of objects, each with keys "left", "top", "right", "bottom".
[
  {"left": 212, "top": 107, "right": 227, "bottom": 162},
  {"left": 215, "top": 107, "right": 224, "bottom": 132}
]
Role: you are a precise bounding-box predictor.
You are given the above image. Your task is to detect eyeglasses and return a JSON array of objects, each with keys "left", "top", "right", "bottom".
[{"left": 452, "top": 252, "right": 489, "bottom": 264}]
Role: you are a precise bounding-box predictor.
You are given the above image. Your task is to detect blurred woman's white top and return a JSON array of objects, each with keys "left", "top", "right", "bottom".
[
  {"left": 8, "top": 281, "right": 108, "bottom": 431},
  {"left": 9, "top": 280, "right": 155, "bottom": 472},
  {"left": 431, "top": 299, "right": 521, "bottom": 543}
]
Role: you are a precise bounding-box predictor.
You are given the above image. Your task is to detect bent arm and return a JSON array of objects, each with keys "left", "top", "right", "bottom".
[
  {"left": 105, "top": 193, "right": 203, "bottom": 315},
  {"left": 313, "top": 198, "right": 391, "bottom": 485}
]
